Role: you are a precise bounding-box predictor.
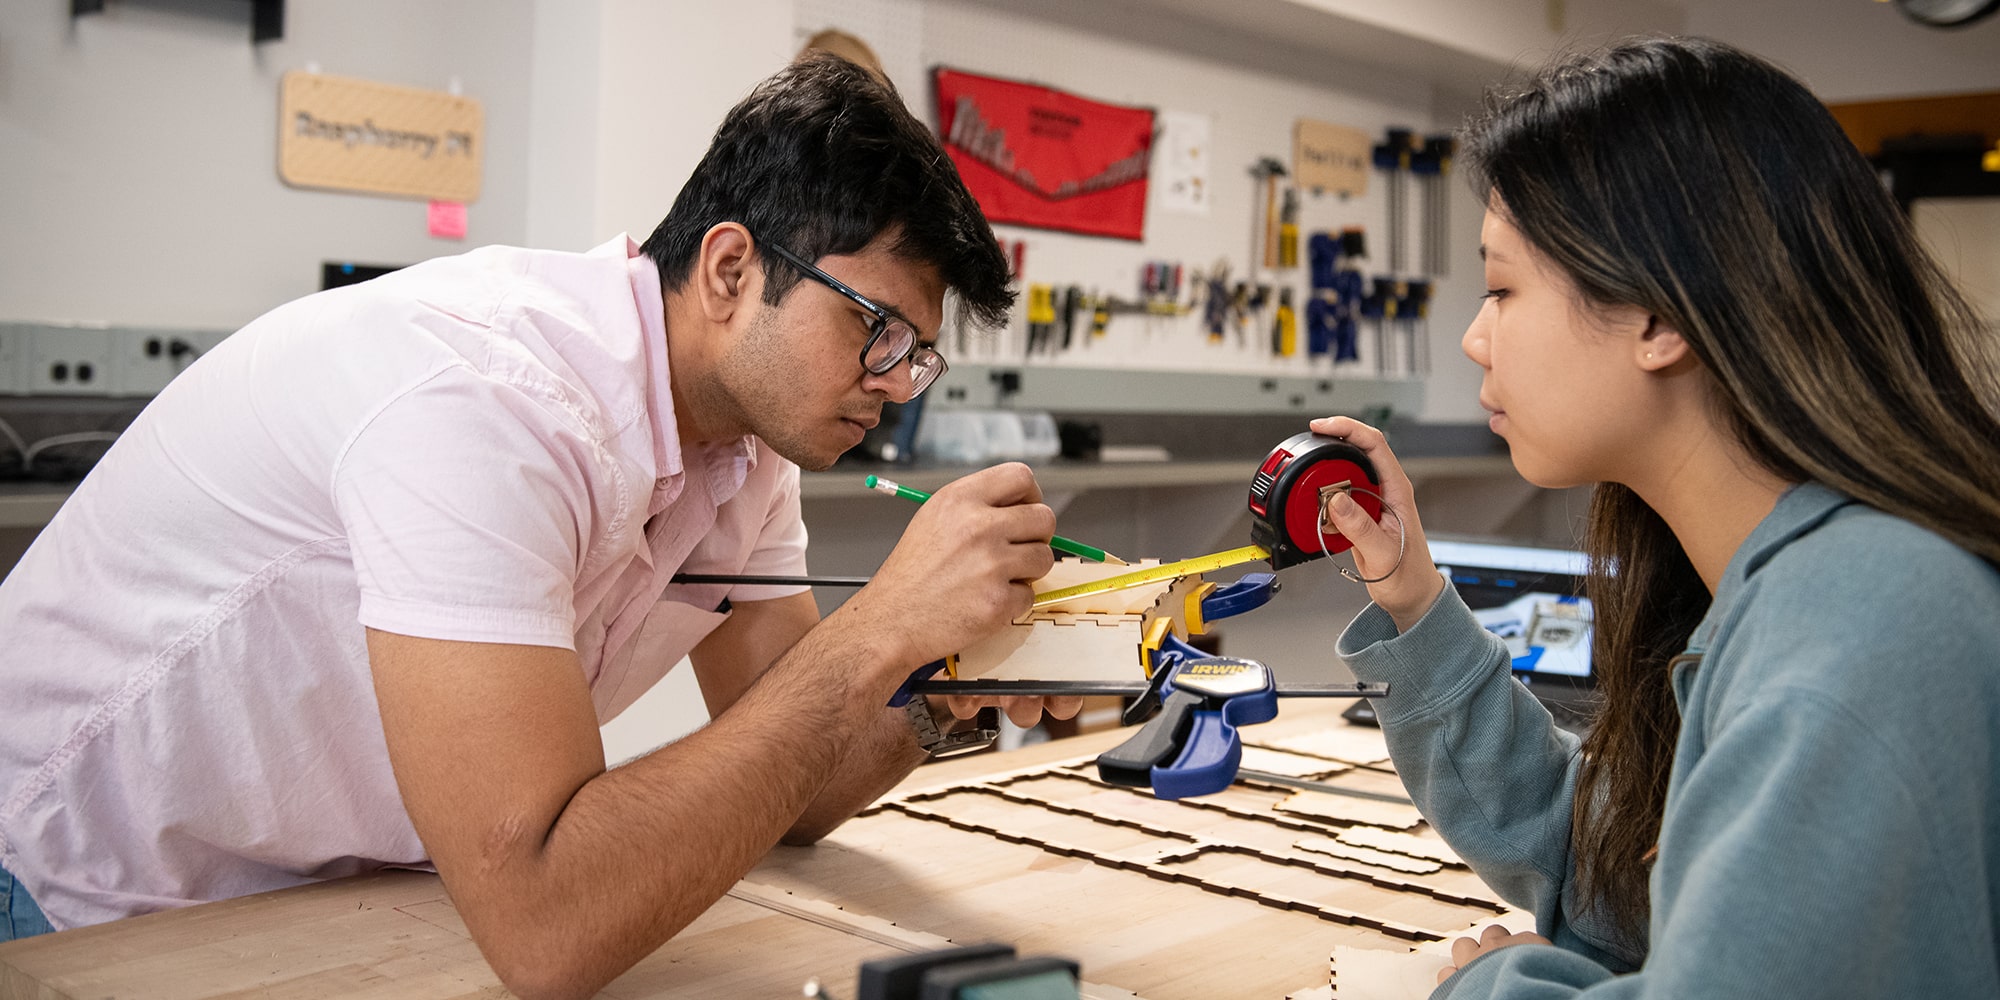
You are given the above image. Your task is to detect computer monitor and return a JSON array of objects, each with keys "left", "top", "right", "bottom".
[
  {"left": 321, "top": 261, "right": 404, "bottom": 290},
  {"left": 1430, "top": 538, "right": 1595, "bottom": 709}
]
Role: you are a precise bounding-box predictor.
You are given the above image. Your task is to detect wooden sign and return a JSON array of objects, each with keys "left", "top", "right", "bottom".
[
  {"left": 1294, "top": 118, "right": 1371, "bottom": 197},
  {"left": 278, "top": 72, "right": 483, "bottom": 202}
]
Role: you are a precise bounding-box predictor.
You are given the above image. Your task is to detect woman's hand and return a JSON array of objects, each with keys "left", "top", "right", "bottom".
[
  {"left": 1437, "top": 924, "right": 1553, "bottom": 984},
  {"left": 1308, "top": 416, "right": 1445, "bottom": 633}
]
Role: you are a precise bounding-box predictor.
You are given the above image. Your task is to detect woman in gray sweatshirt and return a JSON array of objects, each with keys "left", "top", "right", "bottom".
[{"left": 1317, "top": 36, "right": 2000, "bottom": 999}]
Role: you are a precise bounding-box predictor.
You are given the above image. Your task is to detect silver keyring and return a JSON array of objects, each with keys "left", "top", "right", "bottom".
[{"left": 1313, "top": 485, "right": 1407, "bottom": 584}]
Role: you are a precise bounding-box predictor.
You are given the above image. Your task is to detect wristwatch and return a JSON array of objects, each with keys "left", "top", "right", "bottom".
[{"left": 904, "top": 698, "right": 1001, "bottom": 759}]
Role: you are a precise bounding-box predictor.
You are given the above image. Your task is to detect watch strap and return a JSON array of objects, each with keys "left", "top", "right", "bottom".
[{"left": 905, "top": 700, "right": 1001, "bottom": 759}]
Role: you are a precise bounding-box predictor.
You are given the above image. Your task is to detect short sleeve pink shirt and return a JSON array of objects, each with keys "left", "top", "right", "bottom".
[{"left": 0, "top": 236, "right": 807, "bottom": 929}]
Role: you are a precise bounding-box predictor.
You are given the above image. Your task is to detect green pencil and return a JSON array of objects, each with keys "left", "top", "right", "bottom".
[{"left": 865, "top": 475, "right": 1127, "bottom": 565}]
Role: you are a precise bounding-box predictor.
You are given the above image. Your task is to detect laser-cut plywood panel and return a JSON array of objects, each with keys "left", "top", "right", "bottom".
[
  {"left": 0, "top": 709, "right": 1521, "bottom": 1000},
  {"left": 744, "top": 718, "right": 1524, "bottom": 999}
]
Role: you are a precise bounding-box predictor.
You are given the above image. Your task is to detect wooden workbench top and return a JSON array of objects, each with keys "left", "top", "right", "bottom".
[{"left": 0, "top": 704, "right": 1501, "bottom": 999}]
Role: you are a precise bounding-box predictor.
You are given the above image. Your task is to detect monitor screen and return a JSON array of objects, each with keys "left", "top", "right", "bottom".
[
  {"left": 1430, "top": 539, "right": 1594, "bottom": 696},
  {"left": 321, "top": 261, "right": 404, "bottom": 290}
]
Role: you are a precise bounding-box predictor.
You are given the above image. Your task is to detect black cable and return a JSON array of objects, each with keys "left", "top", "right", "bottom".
[{"left": 668, "top": 573, "right": 870, "bottom": 587}]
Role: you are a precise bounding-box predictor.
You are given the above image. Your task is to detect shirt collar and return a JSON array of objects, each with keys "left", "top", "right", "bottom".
[
  {"left": 1710, "top": 481, "right": 1854, "bottom": 613},
  {"left": 620, "top": 236, "right": 759, "bottom": 500},
  {"left": 619, "top": 237, "right": 684, "bottom": 487}
]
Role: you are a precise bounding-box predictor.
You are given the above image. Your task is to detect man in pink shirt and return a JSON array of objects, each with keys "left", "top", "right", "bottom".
[{"left": 0, "top": 53, "right": 1071, "bottom": 995}]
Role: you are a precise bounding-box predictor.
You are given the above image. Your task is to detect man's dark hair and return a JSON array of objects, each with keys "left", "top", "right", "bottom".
[{"left": 640, "top": 52, "right": 1013, "bottom": 331}]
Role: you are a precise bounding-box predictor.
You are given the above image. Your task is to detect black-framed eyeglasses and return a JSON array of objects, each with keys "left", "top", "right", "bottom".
[{"left": 760, "top": 240, "right": 948, "bottom": 399}]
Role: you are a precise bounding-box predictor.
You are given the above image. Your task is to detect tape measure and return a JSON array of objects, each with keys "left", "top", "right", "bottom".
[
  {"left": 1028, "top": 433, "right": 1381, "bottom": 609},
  {"left": 1029, "top": 545, "right": 1272, "bottom": 610},
  {"left": 1249, "top": 431, "right": 1381, "bottom": 569}
]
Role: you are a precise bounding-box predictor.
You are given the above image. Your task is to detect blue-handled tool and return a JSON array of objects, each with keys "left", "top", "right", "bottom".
[{"left": 1097, "top": 655, "right": 1279, "bottom": 799}]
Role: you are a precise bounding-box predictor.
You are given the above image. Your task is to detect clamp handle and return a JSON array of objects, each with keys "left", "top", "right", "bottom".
[
  {"left": 1096, "top": 656, "right": 1278, "bottom": 799},
  {"left": 1200, "top": 572, "right": 1277, "bottom": 621},
  {"left": 1152, "top": 682, "right": 1277, "bottom": 799},
  {"left": 1098, "top": 689, "right": 1204, "bottom": 788},
  {"left": 888, "top": 661, "right": 948, "bottom": 707}
]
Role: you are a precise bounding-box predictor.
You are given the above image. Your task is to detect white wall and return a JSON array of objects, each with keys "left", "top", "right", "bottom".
[
  {"left": 1915, "top": 199, "right": 2000, "bottom": 325},
  {"left": 600, "top": 657, "right": 710, "bottom": 762},
  {"left": 526, "top": 0, "right": 796, "bottom": 252},
  {"left": 1289, "top": 0, "right": 1685, "bottom": 66},
  {"left": 1684, "top": 0, "right": 2000, "bottom": 101},
  {"left": 593, "top": 0, "right": 795, "bottom": 243},
  {"left": 0, "top": 0, "right": 536, "bottom": 329},
  {"left": 524, "top": 0, "right": 604, "bottom": 253}
]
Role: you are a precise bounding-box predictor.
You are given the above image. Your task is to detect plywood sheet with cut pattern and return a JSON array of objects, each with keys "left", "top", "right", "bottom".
[{"left": 0, "top": 709, "right": 1504, "bottom": 1000}]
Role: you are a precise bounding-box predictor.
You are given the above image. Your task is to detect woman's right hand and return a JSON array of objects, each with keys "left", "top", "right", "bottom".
[{"left": 1309, "top": 416, "right": 1446, "bottom": 633}]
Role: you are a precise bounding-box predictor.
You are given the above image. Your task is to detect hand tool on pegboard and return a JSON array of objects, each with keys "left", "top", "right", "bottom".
[
  {"left": 1058, "top": 285, "right": 1082, "bottom": 352},
  {"left": 1277, "top": 187, "right": 1300, "bottom": 268},
  {"left": 1024, "top": 283, "right": 1056, "bottom": 357},
  {"left": 1271, "top": 286, "right": 1298, "bottom": 358},
  {"left": 1413, "top": 135, "right": 1456, "bottom": 277},
  {"left": 1202, "top": 264, "right": 1231, "bottom": 344},
  {"left": 1250, "top": 157, "right": 1288, "bottom": 269},
  {"left": 1364, "top": 276, "right": 1404, "bottom": 375},
  {"left": 1372, "top": 129, "right": 1415, "bottom": 275},
  {"left": 1400, "top": 279, "right": 1432, "bottom": 375}
]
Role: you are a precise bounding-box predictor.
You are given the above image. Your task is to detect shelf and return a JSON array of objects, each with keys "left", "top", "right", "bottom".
[
  {"left": 801, "top": 453, "right": 1516, "bottom": 500},
  {"left": 72, "top": 0, "right": 285, "bottom": 44},
  {"left": 933, "top": 363, "right": 1425, "bottom": 416},
  {"left": 0, "top": 486, "right": 72, "bottom": 530},
  {"left": 1, "top": 459, "right": 1519, "bottom": 527}
]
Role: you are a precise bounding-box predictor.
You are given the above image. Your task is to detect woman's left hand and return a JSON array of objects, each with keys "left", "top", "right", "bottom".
[
  {"left": 1437, "top": 924, "right": 1553, "bottom": 985},
  {"left": 1309, "top": 416, "right": 1444, "bottom": 631}
]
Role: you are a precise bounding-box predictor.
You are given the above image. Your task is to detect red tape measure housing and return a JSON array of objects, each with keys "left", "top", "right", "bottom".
[
  {"left": 1248, "top": 432, "right": 1383, "bottom": 568},
  {"left": 1283, "top": 457, "right": 1381, "bottom": 556}
]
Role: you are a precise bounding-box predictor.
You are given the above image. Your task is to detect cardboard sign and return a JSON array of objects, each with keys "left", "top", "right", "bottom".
[
  {"left": 279, "top": 72, "right": 483, "bottom": 202},
  {"left": 935, "top": 68, "right": 1154, "bottom": 241},
  {"left": 1294, "top": 118, "right": 1370, "bottom": 197}
]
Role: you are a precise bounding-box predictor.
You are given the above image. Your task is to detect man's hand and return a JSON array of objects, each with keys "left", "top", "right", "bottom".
[
  {"left": 831, "top": 462, "right": 1056, "bottom": 683},
  {"left": 1436, "top": 924, "right": 1553, "bottom": 985},
  {"left": 940, "top": 693, "right": 1083, "bottom": 728}
]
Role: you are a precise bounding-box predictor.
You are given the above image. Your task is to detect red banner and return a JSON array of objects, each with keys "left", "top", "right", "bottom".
[{"left": 934, "top": 68, "right": 1154, "bottom": 241}]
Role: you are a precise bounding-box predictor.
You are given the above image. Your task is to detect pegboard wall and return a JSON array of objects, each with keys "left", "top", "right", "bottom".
[{"left": 793, "top": 0, "right": 1489, "bottom": 421}]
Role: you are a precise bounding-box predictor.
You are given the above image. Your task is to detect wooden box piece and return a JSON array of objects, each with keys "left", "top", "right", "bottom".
[{"left": 948, "top": 559, "right": 1211, "bottom": 684}]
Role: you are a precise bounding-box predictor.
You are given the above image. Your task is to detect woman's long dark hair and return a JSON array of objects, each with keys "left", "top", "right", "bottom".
[{"left": 1462, "top": 37, "right": 2000, "bottom": 938}]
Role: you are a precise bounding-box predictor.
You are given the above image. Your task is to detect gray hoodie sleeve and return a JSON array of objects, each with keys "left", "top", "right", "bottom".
[{"left": 1337, "top": 581, "right": 1637, "bottom": 971}]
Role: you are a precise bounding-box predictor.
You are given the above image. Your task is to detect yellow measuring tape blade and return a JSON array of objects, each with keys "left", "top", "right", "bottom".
[{"left": 1030, "top": 544, "right": 1272, "bottom": 610}]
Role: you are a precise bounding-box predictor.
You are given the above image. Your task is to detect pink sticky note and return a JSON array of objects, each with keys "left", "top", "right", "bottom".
[{"left": 428, "top": 200, "right": 468, "bottom": 240}]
